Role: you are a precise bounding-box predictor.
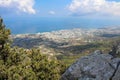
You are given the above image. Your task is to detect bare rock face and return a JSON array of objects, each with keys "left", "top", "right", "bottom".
[
  {"left": 112, "top": 64, "right": 120, "bottom": 80},
  {"left": 61, "top": 50, "right": 120, "bottom": 80}
]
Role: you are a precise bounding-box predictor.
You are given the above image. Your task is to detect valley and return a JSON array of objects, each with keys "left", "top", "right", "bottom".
[{"left": 11, "top": 27, "right": 120, "bottom": 65}]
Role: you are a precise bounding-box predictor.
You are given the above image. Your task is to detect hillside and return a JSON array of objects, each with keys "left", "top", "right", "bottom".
[
  {"left": 11, "top": 27, "right": 120, "bottom": 65},
  {"left": 61, "top": 42, "right": 120, "bottom": 80}
]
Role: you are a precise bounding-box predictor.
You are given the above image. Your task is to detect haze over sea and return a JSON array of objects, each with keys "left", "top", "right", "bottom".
[{"left": 4, "top": 17, "right": 120, "bottom": 34}]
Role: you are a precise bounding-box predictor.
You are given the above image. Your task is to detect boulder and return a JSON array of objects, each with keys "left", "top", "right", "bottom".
[{"left": 61, "top": 50, "right": 120, "bottom": 80}]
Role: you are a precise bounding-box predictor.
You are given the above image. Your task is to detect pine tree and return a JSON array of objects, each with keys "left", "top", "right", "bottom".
[
  {"left": 0, "top": 17, "right": 11, "bottom": 79},
  {"left": 0, "top": 17, "right": 10, "bottom": 50},
  {"left": 0, "top": 17, "right": 11, "bottom": 63},
  {"left": 0, "top": 17, "right": 66, "bottom": 80}
]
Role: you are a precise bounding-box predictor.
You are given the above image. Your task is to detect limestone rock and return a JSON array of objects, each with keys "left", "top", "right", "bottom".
[
  {"left": 112, "top": 62, "right": 120, "bottom": 80},
  {"left": 61, "top": 50, "right": 120, "bottom": 80}
]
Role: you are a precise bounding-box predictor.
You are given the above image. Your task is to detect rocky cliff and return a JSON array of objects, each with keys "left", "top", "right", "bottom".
[{"left": 61, "top": 43, "right": 120, "bottom": 80}]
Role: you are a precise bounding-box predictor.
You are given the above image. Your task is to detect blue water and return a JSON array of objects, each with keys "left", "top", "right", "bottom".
[{"left": 3, "top": 17, "right": 120, "bottom": 34}]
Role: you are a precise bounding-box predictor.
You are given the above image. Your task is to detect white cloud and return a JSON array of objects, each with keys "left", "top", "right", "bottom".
[
  {"left": 49, "top": 11, "right": 55, "bottom": 15},
  {"left": 68, "top": 0, "right": 120, "bottom": 16},
  {"left": 0, "top": 0, "right": 36, "bottom": 14}
]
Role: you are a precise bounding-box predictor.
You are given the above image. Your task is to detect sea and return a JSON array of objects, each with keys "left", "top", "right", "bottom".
[{"left": 3, "top": 17, "right": 120, "bottom": 34}]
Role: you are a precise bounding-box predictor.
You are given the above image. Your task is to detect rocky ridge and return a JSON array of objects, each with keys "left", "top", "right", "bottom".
[{"left": 61, "top": 43, "right": 120, "bottom": 80}]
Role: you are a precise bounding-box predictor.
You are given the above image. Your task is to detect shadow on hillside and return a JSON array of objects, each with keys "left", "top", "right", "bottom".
[{"left": 12, "top": 38, "right": 102, "bottom": 55}]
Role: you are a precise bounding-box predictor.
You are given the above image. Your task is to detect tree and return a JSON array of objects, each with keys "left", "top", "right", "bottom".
[
  {"left": 0, "top": 17, "right": 11, "bottom": 63},
  {"left": 0, "top": 18, "right": 10, "bottom": 50},
  {"left": 0, "top": 17, "right": 11, "bottom": 80},
  {"left": 0, "top": 17, "right": 67, "bottom": 80},
  {"left": 30, "top": 49, "right": 66, "bottom": 80}
]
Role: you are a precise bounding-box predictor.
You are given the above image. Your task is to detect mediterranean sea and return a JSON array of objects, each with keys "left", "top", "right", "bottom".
[{"left": 4, "top": 17, "right": 120, "bottom": 34}]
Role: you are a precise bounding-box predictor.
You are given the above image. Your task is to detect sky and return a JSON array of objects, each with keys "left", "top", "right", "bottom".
[
  {"left": 0, "top": 0, "right": 120, "bottom": 18},
  {"left": 1, "top": 0, "right": 120, "bottom": 34}
]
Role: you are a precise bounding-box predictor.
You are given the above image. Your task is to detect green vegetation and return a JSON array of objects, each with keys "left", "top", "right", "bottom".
[
  {"left": 0, "top": 18, "right": 66, "bottom": 80},
  {"left": 56, "top": 52, "right": 89, "bottom": 66},
  {"left": 56, "top": 38, "right": 120, "bottom": 66}
]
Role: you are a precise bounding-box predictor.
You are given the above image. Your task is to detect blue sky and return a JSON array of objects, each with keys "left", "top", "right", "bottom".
[
  {"left": 0, "top": 0, "right": 120, "bottom": 18},
  {"left": 34, "top": 0, "right": 71, "bottom": 17},
  {"left": 0, "top": 0, "right": 71, "bottom": 17},
  {"left": 1, "top": 0, "right": 120, "bottom": 34}
]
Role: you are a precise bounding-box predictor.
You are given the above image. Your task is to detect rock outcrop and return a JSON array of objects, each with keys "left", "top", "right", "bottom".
[{"left": 61, "top": 50, "right": 120, "bottom": 80}]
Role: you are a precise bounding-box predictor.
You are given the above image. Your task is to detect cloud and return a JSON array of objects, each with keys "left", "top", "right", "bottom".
[
  {"left": 68, "top": 0, "right": 120, "bottom": 16},
  {"left": 0, "top": 0, "right": 36, "bottom": 14},
  {"left": 49, "top": 11, "right": 55, "bottom": 15}
]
